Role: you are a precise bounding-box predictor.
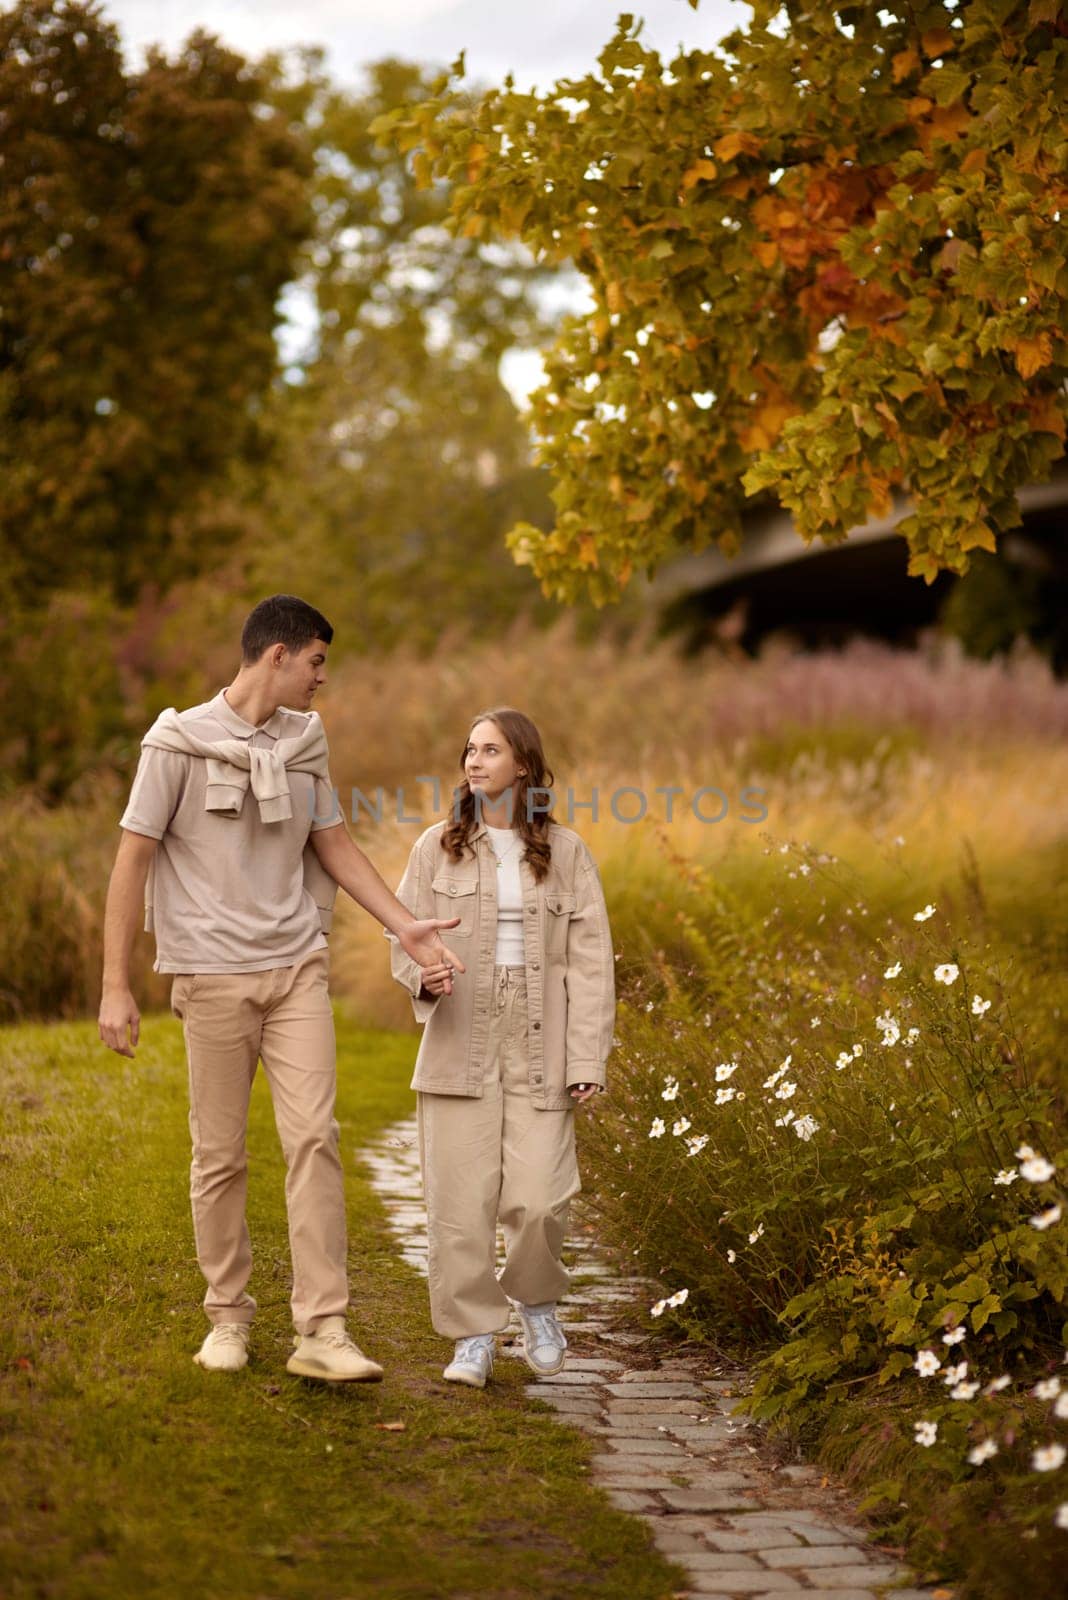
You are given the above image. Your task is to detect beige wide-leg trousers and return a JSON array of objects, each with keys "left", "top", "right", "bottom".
[
  {"left": 417, "top": 964, "right": 581, "bottom": 1339},
  {"left": 170, "top": 948, "right": 347, "bottom": 1336}
]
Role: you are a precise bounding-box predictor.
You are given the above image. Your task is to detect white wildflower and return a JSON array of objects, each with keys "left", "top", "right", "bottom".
[
  {"left": 1030, "top": 1204, "right": 1062, "bottom": 1231},
  {"left": 809, "top": 1015, "right": 820, "bottom": 1027},
  {"left": 672, "top": 1117, "right": 692, "bottom": 1137},
  {"left": 763, "top": 1054, "right": 792, "bottom": 1089},
  {"left": 661, "top": 1077, "right": 680, "bottom": 1102},
  {"left": 942, "top": 1327, "right": 967, "bottom": 1346},
  {"left": 914, "top": 1420, "right": 938, "bottom": 1446},
  {"left": 835, "top": 1051, "right": 853, "bottom": 1071},
  {"left": 934, "top": 963, "right": 959, "bottom": 985},
  {"left": 968, "top": 1440, "right": 998, "bottom": 1465},
  {"left": 1056, "top": 1503, "right": 1068, "bottom": 1530},
  {"left": 1016, "top": 1143, "right": 1036, "bottom": 1161},
  {"left": 994, "top": 1169, "right": 1018, "bottom": 1186},
  {"left": 1032, "top": 1444, "right": 1067, "bottom": 1472},
  {"left": 943, "top": 1362, "right": 969, "bottom": 1386},
  {"left": 852, "top": 1042, "right": 863, "bottom": 1057},
  {"left": 913, "top": 904, "right": 936, "bottom": 922},
  {"left": 774, "top": 1110, "right": 795, "bottom": 1127},
  {"left": 685, "top": 1133, "right": 710, "bottom": 1157},
  {"left": 799, "top": 862, "right": 811, "bottom": 876},
  {"left": 1034, "top": 1377, "right": 1062, "bottom": 1401},
  {"left": 1054, "top": 1393, "right": 1068, "bottom": 1420},
  {"left": 774, "top": 1081, "right": 797, "bottom": 1100},
  {"left": 666, "top": 1288, "right": 689, "bottom": 1308},
  {"left": 884, "top": 961, "right": 902, "bottom": 979},
  {"left": 971, "top": 995, "right": 991, "bottom": 1016},
  {"left": 645, "top": 1000, "right": 654, "bottom": 1012},
  {"left": 951, "top": 1382, "right": 980, "bottom": 1400},
  {"left": 726, "top": 1249, "right": 737, "bottom": 1264},
  {"left": 650, "top": 1299, "right": 667, "bottom": 1317},
  {"left": 649, "top": 1118, "right": 666, "bottom": 1139},
  {"left": 1020, "top": 1155, "right": 1056, "bottom": 1184},
  {"left": 985, "top": 1375, "right": 1011, "bottom": 1395},
  {"left": 794, "top": 1114, "right": 819, "bottom": 1141},
  {"left": 914, "top": 1350, "right": 941, "bottom": 1377},
  {"left": 906, "top": 1027, "right": 920, "bottom": 1042},
  {"left": 715, "top": 1061, "right": 738, "bottom": 1082},
  {"left": 715, "top": 1086, "right": 736, "bottom": 1106},
  {"left": 748, "top": 1224, "right": 765, "bottom": 1244}
]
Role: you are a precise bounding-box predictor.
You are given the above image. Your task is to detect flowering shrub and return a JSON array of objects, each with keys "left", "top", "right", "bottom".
[{"left": 580, "top": 838, "right": 1067, "bottom": 1596}]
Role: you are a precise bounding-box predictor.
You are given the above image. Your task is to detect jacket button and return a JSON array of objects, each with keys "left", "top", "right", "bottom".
[
  {"left": 531, "top": 960, "right": 540, "bottom": 971},
  {"left": 527, "top": 903, "right": 536, "bottom": 913},
  {"left": 532, "top": 1021, "right": 541, "bottom": 1030},
  {"left": 449, "top": 884, "right": 457, "bottom": 894}
]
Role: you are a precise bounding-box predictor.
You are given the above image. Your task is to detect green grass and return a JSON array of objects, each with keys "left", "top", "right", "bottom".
[{"left": 0, "top": 1013, "right": 681, "bottom": 1600}]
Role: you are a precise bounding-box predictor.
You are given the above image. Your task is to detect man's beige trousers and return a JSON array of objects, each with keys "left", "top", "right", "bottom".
[
  {"left": 417, "top": 964, "right": 581, "bottom": 1338},
  {"left": 171, "top": 948, "right": 347, "bottom": 1335}
]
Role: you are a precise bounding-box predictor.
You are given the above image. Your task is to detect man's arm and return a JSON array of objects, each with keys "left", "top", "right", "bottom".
[
  {"left": 99, "top": 829, "right": 159, "bottom": 1058},
  {"left": 310, "top": 823, "right": 465, "bottom": 974}
]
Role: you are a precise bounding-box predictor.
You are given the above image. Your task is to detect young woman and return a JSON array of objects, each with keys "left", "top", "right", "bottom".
[{"left": 387, "top": 707, "right": 615, "bottom": 1387}]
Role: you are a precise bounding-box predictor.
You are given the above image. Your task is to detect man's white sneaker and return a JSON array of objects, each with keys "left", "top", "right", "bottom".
[
  {"left": 285, "top": 1316, "right": 384, "bottom": 1383},
  {"left": 443, "top": 1334, "right": 495, "bottom": 1388},
  {"left": 515, "top": 1302, "right": 567, "bottom": 1377},
  {"left": 193, "top": 1322, "right": 250, "bottom": 1372}
]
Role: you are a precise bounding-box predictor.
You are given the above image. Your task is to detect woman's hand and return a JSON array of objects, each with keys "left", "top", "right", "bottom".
[
  {"left": 419, "top": 961, "right": 455, "bottom": 998},
  {"left": 569, "top": 1083, "right": 602, "bottom": 1105}
]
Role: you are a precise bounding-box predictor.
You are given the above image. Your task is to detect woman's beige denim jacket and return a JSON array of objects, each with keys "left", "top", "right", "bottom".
[{"left": 386, "top": 818, "right": 615, "bottom": 1110}]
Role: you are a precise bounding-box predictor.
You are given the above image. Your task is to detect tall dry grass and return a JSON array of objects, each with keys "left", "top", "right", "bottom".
[{"left": 1, "top": 617, "right": 1065, "bottom": 1024}]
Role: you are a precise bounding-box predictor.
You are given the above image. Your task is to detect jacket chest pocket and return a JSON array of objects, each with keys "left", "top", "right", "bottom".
[
  {"left": 431, "top": 874, "right": 478, "bottom": 936},
  {"left": 545, "top": 891, "right": 576, "bottom": 958}
]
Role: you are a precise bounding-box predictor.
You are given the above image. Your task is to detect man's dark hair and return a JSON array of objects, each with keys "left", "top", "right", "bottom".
[{"left": 240, "top": 595, "right": 334, "bottom": 663}]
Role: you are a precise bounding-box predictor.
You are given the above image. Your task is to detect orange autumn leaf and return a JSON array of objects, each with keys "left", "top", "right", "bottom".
[
  {"left": 1011, "top": 332, "right": 1053, "bottom": 378},
  {"left": 921, "top": 28, "right": 957, "bottom": 55},
  {"left": 577, "top": 534, "right": 600, "bottom": 568},
  {"left": 921, "top": 102, "right": 974, "bottom": 146},
  {"left": 680, "top": 157, "right": 718, "bottom": 190},
  {"left": 753, "top": 238, "right": 779, "bottom": 268},
  {"left": 713, "top": 130, "right": 761, "bottom": 162},
  {"left": 892, "top": 47, "right": 920, "bottom": 82},
  {"left": 960, "top": 147, "right": 988, "bottom": 174},
  {"left": 1029, "top": 393, "right": 1067, "bottom": 438}
]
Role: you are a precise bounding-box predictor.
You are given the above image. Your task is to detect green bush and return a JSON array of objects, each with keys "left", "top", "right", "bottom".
[{"left": 581, "top": 841, "right": 1068, "bottom": 1596}]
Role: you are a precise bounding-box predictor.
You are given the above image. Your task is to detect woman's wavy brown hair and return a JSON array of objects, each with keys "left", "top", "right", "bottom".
[{"left": 439, "top": 707, "right": 556, "bottom": 882}]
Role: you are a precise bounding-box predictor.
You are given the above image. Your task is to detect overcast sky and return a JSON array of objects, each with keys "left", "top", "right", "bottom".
[{"left": 101, "top": 0, "right": 745, "bottom": 91}]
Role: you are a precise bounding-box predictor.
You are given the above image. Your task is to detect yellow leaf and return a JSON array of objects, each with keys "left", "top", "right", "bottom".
[
  {"left": 625, "top": 498, "right": 655, "bottom": 523},
  {"left": 960, "top": 524, "right": 997, "bottom": 553},
  {"left": 466, "top": 141, "right": 488, "bottom": 183},
  {"left": 892, "top": 47, "right": 920, "bottom": 82},
  {"left": 617, "top": 559, "right": 633, "bottom": 588},
  {"left": 713, "top": 131, "right": 760, "bottom": 162},
  {"left": 460, "top": 214, "right": 486, "bottom": 239},
  {"left": 1012, "top": 332, "right": 1053, "bottom": 378},
  {"left": 605, "top": 281, "right": 625, "bottom": 314},
  {"left": 753, "top": 238, "right": 779, "bottom": 268},
  {"left": 577, "top": 534, "right": 600, "bottom": 569},
  {"left": 681, "top": 157, "right": 718, "bottom": 190}
]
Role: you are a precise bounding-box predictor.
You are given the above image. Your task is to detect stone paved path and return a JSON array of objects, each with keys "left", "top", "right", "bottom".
[{"left": 361, "top": 1119, "right": 942, "bottom": 1600}]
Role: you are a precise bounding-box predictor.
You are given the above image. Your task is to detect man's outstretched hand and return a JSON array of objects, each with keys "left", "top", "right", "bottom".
[
  {"left": 398, "top": 918, "right": 466, "bottom": 984},
  {"left": 99, "top": 987, "right": 141, "bottom": 1058}
]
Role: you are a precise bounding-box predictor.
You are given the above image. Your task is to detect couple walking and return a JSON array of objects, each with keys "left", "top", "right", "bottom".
[{"left": 98, "top": 595, "right": 615, "bottom": 1390}]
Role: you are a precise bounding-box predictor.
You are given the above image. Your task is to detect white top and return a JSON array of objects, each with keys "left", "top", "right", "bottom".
[{"left": 485, "top": 825, "right": 526, "bottom": 966}]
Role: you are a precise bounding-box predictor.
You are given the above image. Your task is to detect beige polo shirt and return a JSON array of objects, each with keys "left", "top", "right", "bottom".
[{"left": 120, "top": 689, "right": 342, "bottom": 974}]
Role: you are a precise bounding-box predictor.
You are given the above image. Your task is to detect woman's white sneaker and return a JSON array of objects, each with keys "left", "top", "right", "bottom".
[
  {"left": 515, "top": 1302, "right": 567, "bottom": 1377},
  {"left": 443, "top": 1334, "right": 495, "bottom": 1388},
  {"left": 285, "top": 1316, "right": 384, "bottom": 1383},
  {"left": 193, "top": 1322, "right": 250, "bottom": 1372}
]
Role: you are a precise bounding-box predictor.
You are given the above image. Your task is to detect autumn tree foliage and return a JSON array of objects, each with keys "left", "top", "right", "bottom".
[
  {"left": 374, "top": 0, "right": 1068, "bottom": 603},
  {"left": 0, "top": 0, "right": 311, "bottom": 603}
]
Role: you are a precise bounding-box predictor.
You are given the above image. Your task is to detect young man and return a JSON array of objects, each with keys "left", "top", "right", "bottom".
[{"left": 98, "top": 595, "right": 464, "bottom": 1381}]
